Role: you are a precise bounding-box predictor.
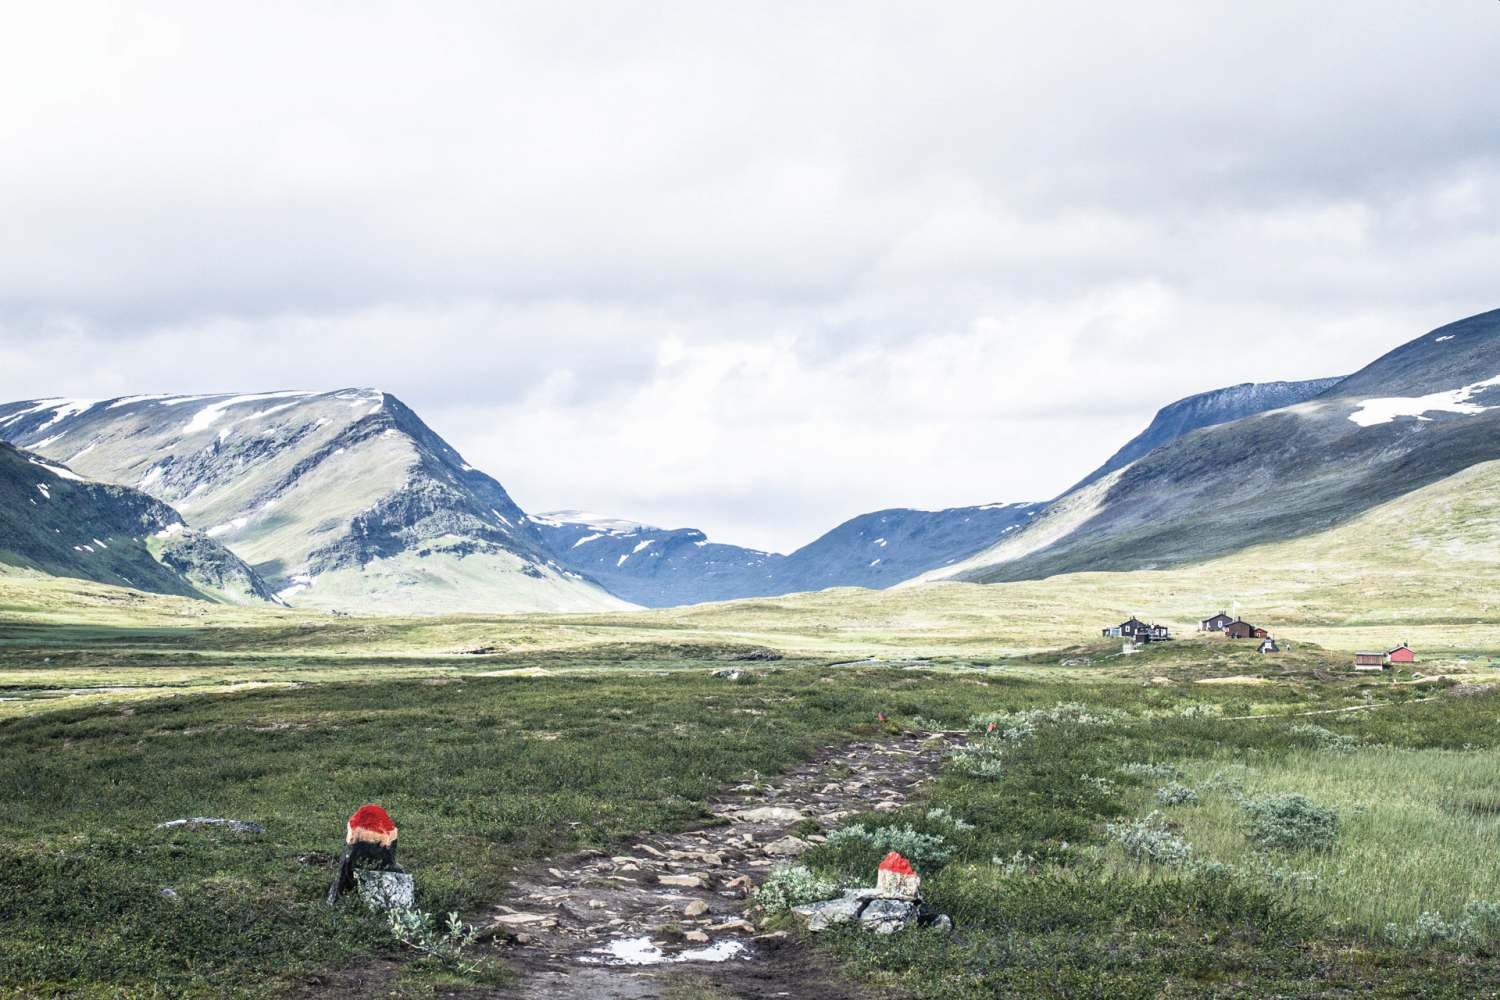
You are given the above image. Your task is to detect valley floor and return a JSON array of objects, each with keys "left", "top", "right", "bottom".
[{"left": 4, "top": 603, "right": 1500, "bottom": 997}]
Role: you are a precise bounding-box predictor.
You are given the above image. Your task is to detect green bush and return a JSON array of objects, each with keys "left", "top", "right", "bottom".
[
  {"left": 1107, "top": 811, "right": 1191, "bottom": 868},
  {"left": 1155, "top": 782, "right": 1198, "bottom": 806},
  {"left": 1241, "top": 793, "right": 1339, "bottom": 853},
  {"left": 1288, "top": 723, "right": 1359, "bottom": 753},
  {"left": 824, "top": 823, "right": 953, "bottom": 868},
  {"left": 753, "top": 864, "right": 841, "bottom": 915}
]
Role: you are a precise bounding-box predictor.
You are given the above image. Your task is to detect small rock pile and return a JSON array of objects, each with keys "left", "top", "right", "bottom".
[{"left": 791, "top": 851, "right": 952, "bottom": 936}]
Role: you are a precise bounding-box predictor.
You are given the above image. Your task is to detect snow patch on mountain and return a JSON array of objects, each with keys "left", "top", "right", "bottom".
[
  {"left": 1348, "top": 373, "right": 1500, "bottom": 427},
  {"left": 181, "top": 391, "right": 315, "bottom": 435}
]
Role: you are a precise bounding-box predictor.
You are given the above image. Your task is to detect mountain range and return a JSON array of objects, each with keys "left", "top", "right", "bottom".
[
  {"left": 3, "top": 308, "right": 1496, "bottom": 611},
  {"left": 0, "top": 391, "right": 624, "bottom": 613},
  {"left": 923, "top": 308, "right": 1500, "bottom": 585}
]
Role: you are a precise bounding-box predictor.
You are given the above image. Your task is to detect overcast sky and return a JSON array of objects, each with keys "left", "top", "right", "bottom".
[{"left": 1, "top": 3, "right": 1497, "bottom": 551}]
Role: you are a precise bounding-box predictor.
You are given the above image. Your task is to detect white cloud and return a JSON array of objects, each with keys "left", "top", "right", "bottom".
[{"left": 0, "top": 2, "right": 1497, "bottom": 550}]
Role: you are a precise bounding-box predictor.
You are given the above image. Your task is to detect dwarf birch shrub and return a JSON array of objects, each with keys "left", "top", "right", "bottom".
[
  {"left": 1242, "top": 793, "right": 1339, "bottom": 853},
  {"left": 1288, "top": 723, "right": 1359, "bottom": 754},
  {"left": 1156, "top": 782, "right": 1199, "bottom": 807},
  {"left": 1108, "top": 811, "right": 1191, "bottom": 868},
  {"left": 825, "top": 824, "right": 953, "bottom": 867},
  {"left": 754, "top": 865, "right": 841, "bottom": 915}
]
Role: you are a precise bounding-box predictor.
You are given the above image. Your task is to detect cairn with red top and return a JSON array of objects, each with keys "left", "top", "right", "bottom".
[
  {"left": 326, "top": 803, "right": 405, "bottom": 905},
  {"left": 875, "top": 851, "right": 921, "bottom": 900},
  {"left": 790, "top": 849, "right": 951, "bottom": 935}
]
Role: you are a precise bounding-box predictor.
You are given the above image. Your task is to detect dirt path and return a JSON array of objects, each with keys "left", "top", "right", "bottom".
[{"left": 477, "top": 730, "right": 958, "bottom": 999}]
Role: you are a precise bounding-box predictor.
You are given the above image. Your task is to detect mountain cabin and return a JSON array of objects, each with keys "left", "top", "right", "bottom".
[
  {"left": 1104, "top": 619, "right": 1171, "bottom": 644},
  {"left": 1353, "top": 651, "right": 1386, "bottom": 671},
  {"left": 1387, "top": 644, "right": 1416, "bottom": 665},
  {"left": 1258, "top": 637, "right": 1280, "bottom": 654},
  {"left": 1200, "top": 612, "right": 1235, "bottom": 632},
  {"left": 1223, "top": 619, "right": 1269, "bottom": 640},
  {"left": 1103, "top": 618, "right": 1150, "bottom": 639}
]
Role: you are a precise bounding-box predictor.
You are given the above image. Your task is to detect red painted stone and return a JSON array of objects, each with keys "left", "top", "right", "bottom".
[
  {"left": 348, "top": 803, "right": 397, "bottom": 838},
  {"left": 879, "top": 851, "right": 915, "bottom": 875}
]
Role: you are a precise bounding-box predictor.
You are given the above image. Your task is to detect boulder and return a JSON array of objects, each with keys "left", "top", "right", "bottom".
[
  {"left": 356, "top": 871, "right": 415, "bottom": 912},
  {"left": 732, "top": 806, "right": 806, "bottom": 824},
  {"left": 762, "top": 836, "right": 812, "bottom": 857},
  {"left": 659, "top": 873, "right": 707, "bottom": 888},
  {"left": 791, "top": 894, "right": 867, "bottom": 931},
  {"left": 859, "top": 898, "right": 918, "bottom": 935}
]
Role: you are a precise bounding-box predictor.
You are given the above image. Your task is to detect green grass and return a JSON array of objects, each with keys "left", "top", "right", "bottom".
[
  {"left": 0, "top": 661, "right": 1037, "bottom": 998},
  {"left": 1151, "top": 746, "right": 1500, "bottom": 935},
  {"left": 786, "top": 688, "right": 1500, "bottom": 998}
]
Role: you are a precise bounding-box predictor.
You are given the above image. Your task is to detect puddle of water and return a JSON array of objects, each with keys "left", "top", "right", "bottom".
[
  {"left": 584, "top": 936, "right": 749, "bottom": 967},
  {"left": 677, "top": 939, "right": 748, "bottom": 963}
]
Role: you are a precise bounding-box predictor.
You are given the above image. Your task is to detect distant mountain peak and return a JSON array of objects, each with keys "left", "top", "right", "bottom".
[
  {"left": 533, "top": 510, "right": 665, "bottom": 535},
  {"left": 0, "top": 389, "right": 628, "bottom": 614}
]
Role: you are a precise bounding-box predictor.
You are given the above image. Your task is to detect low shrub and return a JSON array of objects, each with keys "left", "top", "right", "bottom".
[
  {"left": 1241, "top": 793, "right": 1339, "bottom": 853},
  {"left": 753, "top": 865, "right": 841, "bottom": 915},
  {"left": 1119, "top": 762, "right": 1184, "bottom": 782},
  {"left": 1107, "top": 811, "right": 1192, "bottom": 868},
  {"left": 1288, "top": 723, "right": 1359, "bottom": 753},
  {"left": 924, "top": 807, "right": 974, "bottom": 832},
  {"left": 949, "top": 742, "right": 1005, "bottom": 779},
  {"left": 1155, "top": 782, "right": 1198, "bottom": 807},
  {"left": 969, "top": 702, "right": 1122, "bottom": 742},
  {"left": 824, "top": 823, "right": 953, "bottom": 868},
  {"left": 1384, "top": 902, "right": 1500, "bottom": 950}
]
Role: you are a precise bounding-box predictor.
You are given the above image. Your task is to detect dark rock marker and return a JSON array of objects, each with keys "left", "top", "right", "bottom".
[{"left": 327, "top": 803, "right": 404, "bottom": 905}]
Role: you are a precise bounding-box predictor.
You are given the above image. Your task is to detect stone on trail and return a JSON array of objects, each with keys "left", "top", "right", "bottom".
[
  {"left": 683, "top": 899, "right": 709, "bottom": 917},
  {"left": 659, "top": 873, "right": 707, "bottom": 888},
  {"left": 762, "top": 836, "right": 812, "bottom": 857},
  {"left": 731, "top": 806, "right": 806, "bottom": 824}
]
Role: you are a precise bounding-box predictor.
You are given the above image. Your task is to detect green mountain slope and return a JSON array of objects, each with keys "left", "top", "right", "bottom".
[
  {"left": 0, "top": 442, "right": 276, "bottom": 602},
  {"left": 921, "top": 307, "right": 1500, "bottom": 585}
]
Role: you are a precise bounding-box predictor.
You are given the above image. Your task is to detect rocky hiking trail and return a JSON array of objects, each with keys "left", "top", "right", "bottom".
[{"left": 473, "top": 730, "right": 959, "bottom": 999}]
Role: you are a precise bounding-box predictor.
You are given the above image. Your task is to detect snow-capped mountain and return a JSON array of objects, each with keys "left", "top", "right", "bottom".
[
  {"left": 0, "top": 391, "right": 628, "bottom": 613},
  {"left": 769, "top": 502, "right": 1044, "bottom": 592},
  {"left": 534, "top": 502, "right": 1044, "bottom": 607},
  {"left": 1072, "top": 377, "right": 1345, "bottom": 490},
  {"left": 918, "top": 307, "right": 1500, "bottom": 585},
  {"left": 530, "top": 511, "right": 783, "bottom": 607},
  {"left": 0, "top": 440, "right": 275, "bottom": 602}
]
